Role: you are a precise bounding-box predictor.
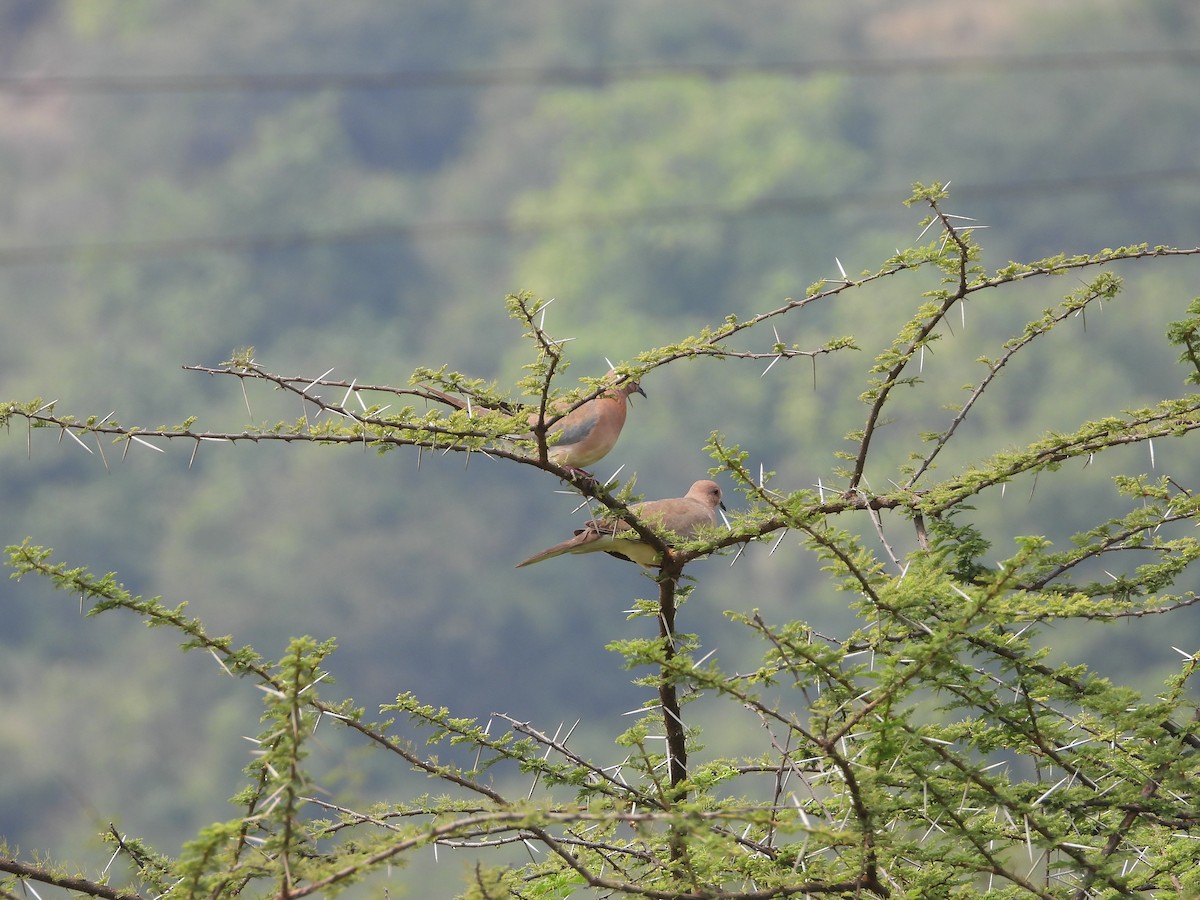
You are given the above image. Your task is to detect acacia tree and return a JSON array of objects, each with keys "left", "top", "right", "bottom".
[{"left": 5, "top": 185, "right": 1200, "bottom": 898}]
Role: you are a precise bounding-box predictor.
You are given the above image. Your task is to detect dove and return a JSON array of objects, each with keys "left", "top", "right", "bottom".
[
  {"left": 423, "top": 369, "right": 645, "bottom": 477},
  {"left": 537, "top": 372, "right": 645, "bottom": 474},
  {"left": 516, "top": 480, "right": 724, "bottom": 568}
]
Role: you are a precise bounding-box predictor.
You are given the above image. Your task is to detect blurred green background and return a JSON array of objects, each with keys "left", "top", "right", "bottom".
[{"left": 3, "top": 0, "right": 1200, "bottom": 892}]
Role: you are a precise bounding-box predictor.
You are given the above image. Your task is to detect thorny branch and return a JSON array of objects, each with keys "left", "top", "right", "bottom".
[
  {"left": 8, "top": 190, "right": 1200, "bottom": 897},
  {"left": 0, "top": 858, "right": 142, "bottom": 900},
  {"left": 905, "top": 273, "right": 1120, "bottom": 487},
  {"left": 848, "top": 197, "right": 977, "bottom": 493}
]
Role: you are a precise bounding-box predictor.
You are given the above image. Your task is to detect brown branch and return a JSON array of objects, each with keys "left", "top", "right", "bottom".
[
  {"left": 926, "top": 398, "right": 1200, "bottom": 515},
  {"left": 892, "top": 741, "right": 1060, "bottom": 899},
  {"left": 494, "top": 713, "right": 661, "bottom": 808},
  {"left": 0, "top": 857, "right": 144, "bottom": 900},
  {"left": 182, "top": 364, "right": 454, "bottom": 404},
  {"left": 905, "top": 276, "right": 1116, "bottom": 488},
  {"left": 849, "top": 199, "right": 971, "bottom": 492},
  {"left": 811, "top": 736, "right": 889, "bottom": 898},
  {"left": 10, "top": 547, "right": 514, "bottom": 807},
  {"left": 656, "top": 570, "right": 688, "bottom": 792},
  {"left": 1072, "top": 709, "right": 1200, "bottom": 900},
  {"left": 1031, "top": 594, "right": 1200, "bottom": 622},
  {"left": 283, "top": 805, "right": 878, "bottom": 900}
]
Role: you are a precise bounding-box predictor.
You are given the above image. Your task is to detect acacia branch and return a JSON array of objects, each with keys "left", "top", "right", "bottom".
[
  {"left": 655, "top": 569, "right": 688, "bottom": 793},
  {"left": 848, "top": 198, "right": 973, "bottom": 492},
  {"left": 0, "top": 857, "right": 144, "bottom": 900},
  {"left": 492, "top": 713, "right": 661, "bottom": 808},
  {"left": 1072, "top": 709, "right": 1200, "bottom": 900},
  {"left": 926, "top": 396, "right": 1200, "bottom": 514},
  {"left": 906, "top": 274, "right": 1119, "bottom": 487},
  {"left": 6, "top": 543, "right": 514, "bottom": 807}
]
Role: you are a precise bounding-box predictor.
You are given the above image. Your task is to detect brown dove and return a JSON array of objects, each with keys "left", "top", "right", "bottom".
[
  {"left": 537, "top": 371, "right": 645, "bottom": 475},
  {"left": 423, "top": 369, "right": 645, "bottom": 477},
  {"left": 515, "top": 480, "right": 725, "bottom": 568}
]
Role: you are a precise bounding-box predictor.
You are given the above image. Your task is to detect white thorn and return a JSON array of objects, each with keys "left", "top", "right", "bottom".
[
  {"left": 1034, "top": 776, "right": 1068, "bottom": 806},
  {"left": 769, "top": 530, "right": 788, "bottom": 556},
  {"left": 693, "top": 648, "right": 717, "bottom": 668},
  {"left": 304, "top": 367, "right": 335, "bottom": 393},
  {"left": 94, "top": 434, "right": 110, "bottom": 471},
  {"left": 130, "top": 435, "right": 165, "bottom": 453},
  {"left": 209, "top": 648, "right": 234, "bottom": 676},
  {"left": 64, "top": 427, "right": 93, "bottom": 454},
  {"left": 297, "top": 671, "right": 330, "bottom": 695},
  {"left": 622, "top": 704, "right": 658, "bottom": 717}
]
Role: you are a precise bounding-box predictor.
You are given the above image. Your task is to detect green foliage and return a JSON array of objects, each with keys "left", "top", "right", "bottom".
[
  {"left": 8, "top": 6, "right": 1200, "bottom": 895},
  {"left": 511, "top": 74, "right": 870, "bottom": 317},
  {"left": 7, "top": 194, "right": 1200, "bottom": 897},
  {"left": 1167, "top": 297, "right": 1200, "bottom": 384}
]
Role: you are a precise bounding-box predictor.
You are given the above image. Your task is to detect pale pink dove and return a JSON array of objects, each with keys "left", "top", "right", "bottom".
[
  {"left": 424, "top": 369, "right": 645, "bottom": 477},
  {"left": 516, "top": 480, "right": 725, "bottom": 568},
  {"left": 537, "top": 372, "right": 645, "bottom": 475}
]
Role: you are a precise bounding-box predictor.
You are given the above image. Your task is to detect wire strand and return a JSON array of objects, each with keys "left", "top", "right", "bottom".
[
  {"left": 2, "top": 168, "right": 1198, "bottom": 268},
  {"left": 3, "top": 50, "right": 1199, "bottom": 95}
]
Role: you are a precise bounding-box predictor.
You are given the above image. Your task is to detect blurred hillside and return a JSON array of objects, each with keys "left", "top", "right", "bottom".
[{"left": 3, "top": 1, "right": 1200, "bottom": 892}]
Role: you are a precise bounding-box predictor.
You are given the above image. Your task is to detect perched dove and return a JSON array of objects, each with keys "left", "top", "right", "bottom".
[
  {"left": 537, "top": 371, "right": 645, "bottom": 475},
  {"left": 516, "top": 480, "right": 725, "bottom": 569},
  {"left": 424, "top": 369, "right": 645, "bottom": 477}
]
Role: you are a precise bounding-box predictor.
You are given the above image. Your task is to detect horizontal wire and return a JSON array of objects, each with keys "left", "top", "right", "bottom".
[
  {"left": 2, "top": 50, "right": 1199, "bottom": 95},
  {"left": 1, "top": 167, "right": 1199, "bottom": 268}
]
